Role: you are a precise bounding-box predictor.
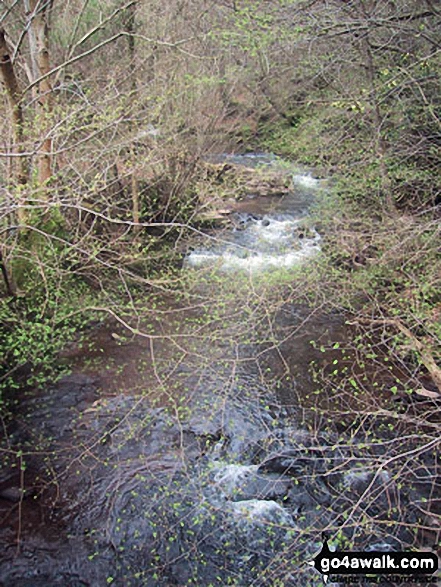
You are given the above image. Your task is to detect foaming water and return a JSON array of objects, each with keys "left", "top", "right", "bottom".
[
  {"left": 213, "top": 463, "right": 259, "bottom": 496},
  {"left": 207, "top": 152, "right": 277, "bottom": 168},
  {"left": 186, "top": 159, "right": 322, "bottom": 273},
  {"left": 249, "top": 217, "right": 301, "bottom": 243},
  {"left": 229, "top": 499, "right": 293, "bottom": 525},
  {"left": 292, "top": 173, "right": 321, "bottom": 189},
  {"left": 186, "top": 215, "right": 321, "bottom": 272},
  {"left": 187, "top": 246, "right": 319, "bottom": 272},
  {"left": 209, "top": 463, "right": 295, "bottom": 529}
]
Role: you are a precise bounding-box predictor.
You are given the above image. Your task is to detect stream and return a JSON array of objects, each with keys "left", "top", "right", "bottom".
[{"left": 0, "top": 155, "right": 439, "bottom": 586}]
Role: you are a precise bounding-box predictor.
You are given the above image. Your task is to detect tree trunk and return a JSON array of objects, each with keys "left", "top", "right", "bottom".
[
  {"left": 131, "top": 156, "right": 140, "bottom": 230},
  {"left": 0, "top": 250, "right": 16, "bottom": 297},
  {"left": 362, "top": 36, "right": 395, "bottom": 213},
  {"left": 356, "top": 1, "right": 396, "bottom": 215},
  {"left": 0, "top": 29, "right": 29, "bottom": 187},
  {"left": 26, "top": 0, "right": 53, "bottom": 188},
  {"left": 36, "top": 42, "right": 53, "bottom": 186},
  {"left": 126, "top": 2, "right": 140, "bottom": 232}
]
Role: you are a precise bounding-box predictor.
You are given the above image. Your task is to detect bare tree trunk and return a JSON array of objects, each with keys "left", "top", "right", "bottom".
[
  {"left": 0, "top": 29, "right": 29, "bottom": 187},
  {"left": 37, "top": 41, "right": 53, "bottom": 186},
  {"left": 126, "top": 2, "right": 140, "bottom": 232},
  {"left": 24, "top": 0, "right": 39, "bottom": 80},
  {"left": 126, "top": 2, "right": 137, "bottom": 95},
  {"left": 0, "top": 250, "right": 16, "bottom": 297},
  {"left": 131, "top": 160, "right": 140, "bottom": 230},
  {"left": 361, "top": 36, "right": 395, "bottom": 213},
  {"left": 356, "top": 0, "right": 396, "bottom": 214},
  {"left": 26, "top": 0, "right": 53, "bottom": 188},
  {"left": 0, "top": 28, "right": 29, "bottom": 230}
]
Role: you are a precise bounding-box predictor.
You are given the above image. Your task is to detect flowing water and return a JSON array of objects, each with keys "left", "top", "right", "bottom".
[
  {"left": 186, "top": 214, "right": 321, "bottom": 272},
  {"left": 0, "top": 155, "right": 439, "bottom": 586},
  {"left": 187, "top": 155, "right": 323, "bottom": 273}
]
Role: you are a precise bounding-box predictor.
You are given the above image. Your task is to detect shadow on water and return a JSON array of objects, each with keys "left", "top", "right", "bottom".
[{"left": 1, "top": 155, "right": 439, "bottom": 586}]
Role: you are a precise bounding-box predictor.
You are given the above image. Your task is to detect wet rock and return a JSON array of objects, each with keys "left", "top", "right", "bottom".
[
  {"left": 285, "top": 484, "right": 319, "bottom": 512},
  {"left": 56, "top": 373, "right": 98, "bottom": 388},
  {"left": 184, "top": 387, "right": 274, "bottom": 457},
  {"left": 257, "top": 448, "right": 336, "bottom": 477},
  {"left": 239, "top": 474, "right": 291, "bottom": 501},
  {"left": 232, "top": 212, "right": 261, "bottom": 231},
  {"left": 295, "top": 225, "right": 315, "bottom": 240},
  {"left": 0, "top": 487, "right": 25, "bottom": 502},
  {"left": 258, "top": 454, "right": 308, "bottom": 476},
  {"left": 365, "top": 539, "right": 401, "bottom": 552},
  {"left": 343, "top": 468, "right": 393, "bottom": 497}
]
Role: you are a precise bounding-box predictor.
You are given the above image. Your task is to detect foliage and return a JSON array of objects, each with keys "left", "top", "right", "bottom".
[
  {"left": 302, "top": 185, "right": 441, "bottom": 388},
  {"left": 0, "top": 275, "right": 98, "bottom": 403}
]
